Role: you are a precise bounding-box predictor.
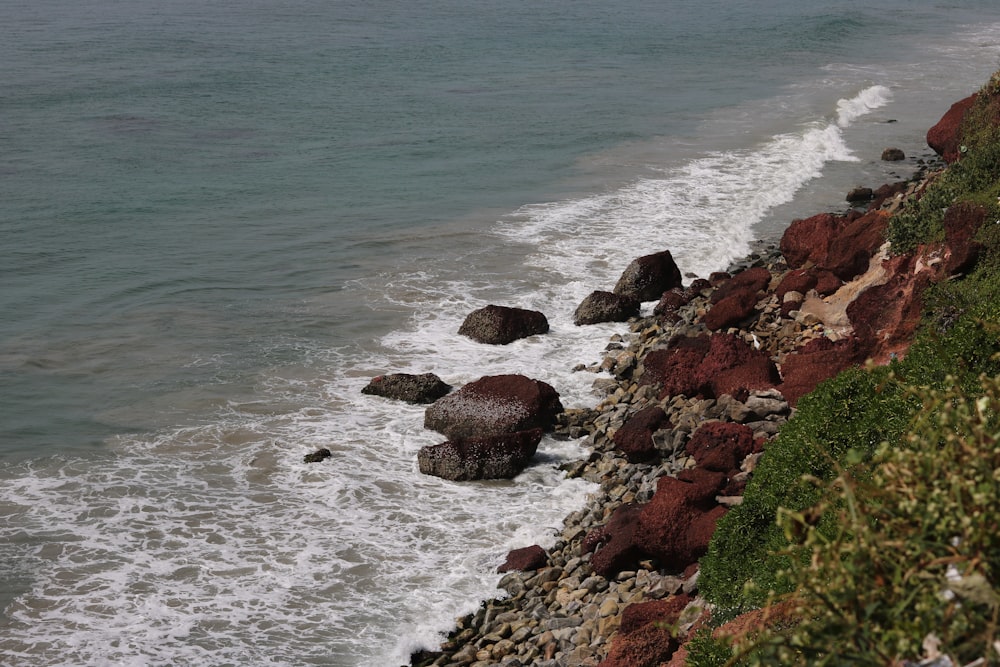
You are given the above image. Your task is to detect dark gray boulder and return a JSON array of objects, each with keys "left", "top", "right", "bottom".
[
  {"left": 573, "top": 290, "right": 640, "bottom": 326},
  {"left": 458, "top": 305, "right": 549, "bottom": 345},
  {"left": 613, "top": 250, "right": 683, "bottom": 302},
  {"left": 424, "top": 374, "right": 563, "bottom": 440},
  {"left": 361, "top": 373, "right": 452, "bottom": 404},
  {"left": 417, "top": 428, "right": 543, "bottom": 481}
]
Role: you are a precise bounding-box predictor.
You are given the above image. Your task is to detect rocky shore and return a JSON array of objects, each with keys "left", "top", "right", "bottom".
[{"left": 396, "top": 93, "right": 980, "bottom": 667}]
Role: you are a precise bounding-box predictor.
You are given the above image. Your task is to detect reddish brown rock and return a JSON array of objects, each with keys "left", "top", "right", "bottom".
[
  {"left": 635, "top": 469, "right": 728, "bottom": 571},
  {"left": 703, "top": 287, "right": 759, "bottom": 331},
  {"left": 942, "top": 202, "right": 987, "bottom": 276},
  {"left": 417, "top": 428, "right": 543, "bottom": 481},
  {"left": 927, "top": 93, "right": 977, "bottom": 163},
  {"left": 586, "top": 503, "right": 645, "bottom": 576},
  {"left": 775, "top": 268, "right": 818, "bottom": 301},
  {"left": 823, "top": 210, "right": 891, "bottom": 281},
  {"left": 619, "top": 594, "right": 692, "bottom": 635},
  {"left": 847, "top": 265, "right": 932, "bottom": 364},
  {"left": 424, "top": 374, "right": 563, "bottom": 440},
  {"left": 780, "top": 212, "right": 840, "bottom": 269},
  {"left": 640, "top": 335, "right": 712, "bottom": 398},
  {"left": 574, "top": 290, "right": 641, "bottom": 325},
  {"left": 497, "top": 544, "right": 547, "bottom": 573},
  {"left": 598, "top": 621, "right": 678, "bottom": 667},
  {"left": 613, "top": 250, "right": 684, "bottom": 302},
  {"left": 814, "top": 269, "right": 844, "bottom": 296},
  {"left": 778, "top": 337, "right": 870, "bottom": 406},
  {"left": 685, "top": 422, "right": 756, "bottom": 473},
  {"left": 458, "top": 305, "right": 549, "bottom": 345},
  {"left": 653, "top": 287, "right": 690, "bottom": 318},
  {"left": 700, "top": 334, "right": 780, "bottom": 398},
  {"left": 612, "top": 406, "right": 670, "bottom": 463},
  {"left": 710, "top": 267, "right": 772, "bottom": 304}
]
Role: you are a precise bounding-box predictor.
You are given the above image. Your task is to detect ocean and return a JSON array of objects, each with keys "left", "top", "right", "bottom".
[{"left": 2, "top": 1, "right": 999, "bottom": 664}]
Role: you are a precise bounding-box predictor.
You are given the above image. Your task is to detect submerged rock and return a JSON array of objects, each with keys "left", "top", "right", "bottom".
[{"left": 361, "top": 372, "right": 452, "bottom": 404}]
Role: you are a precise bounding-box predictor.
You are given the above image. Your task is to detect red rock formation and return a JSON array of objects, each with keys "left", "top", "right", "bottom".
[
  {"left": 927, "top": 93, "right": 978, "bottom": 163},
  {"left": 703, "top": 288, "right": 759, "bottom": 331},
  {"left": 941, "top": 202, "right": 987, "bottom": 276},
  {"left": 778, "top": 337, "right": 869, "bottom": 407},
  {"left": 635, "top": 469, "right": 728, "bottom": 572},
  {"left": 641, "top": 335, "right": 712, "bottom": 398},
  {"left": 710, "top": 266, "right": 772, "bottom": 304},
  {"left": 497, "top": 544, "right": 547, "bottom": 573},
  {"left": 598, "top": 622, "right": 678, "bottom": 667},
  {"left": 780, "top": 212, "right": 839, "bottom": 268},
  {"left": 823, "top": 210, "right": 891, "bottom": 281},
  {"left": 618, "top": 594, "right": 692, "bottom": 635},
  {"left": 612, "top": 405, "right": 670, "bottom": 463},
  {"left": 685, "top": 422, "right": 756, "bottom": 474}
]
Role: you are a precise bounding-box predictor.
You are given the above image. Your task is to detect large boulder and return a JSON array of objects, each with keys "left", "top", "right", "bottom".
[
  {"left": 497, "top": 544, "right": 547, "bottom": 573},
  {"left": 588, "top": 468, "right": 728, "bottom": 577},
  {"left": 709, "top": 267, "right": 771, "bottom": 304},
  {"left": 574, "top": 290, "right": 641, "bottom": 325},
  {"left": 424, "top": 374, "right": 563, "bottom": 440},
  {"left": 685, "top": 422, "right": 755, "bottom": 474},
  {"left": 599, "top": 595, "right": 692, "bottom": 667},
  {"left": 778, "top": 337, "right": 870, "bottom": 407},
  {"left": 703, "top": 287, "right": 759, "bottom": 331},
  {"left": 822, "top": 210, "right": 891, "bottom": 281},
  {"left": 927, "top": 93, "right": 977, "bottom": 163},
  {"left": 361, "top": 372, "right": 452, "bottom": 404},
  {"left": 458, "top": 305, "right": 549, "bottom": 345},
  {"left": 780, "top": 212, "right": 840, "bottom": 269},
  {"left": 613, "top": 250, "right": 684, "bottom": 302},
  {"left": 417, "top": 428, "right": 543, "bottom": 481},
  {"left": 612, "top": 406, "right": 670, "bottom": 463},
  {"left": 640, "top": 335, "right": 712, "bottom": 398}
]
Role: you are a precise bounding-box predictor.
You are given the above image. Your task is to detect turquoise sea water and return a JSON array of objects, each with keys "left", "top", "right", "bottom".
[{"left": 2, "top": 1, "right": 1000, "bottom": 664}]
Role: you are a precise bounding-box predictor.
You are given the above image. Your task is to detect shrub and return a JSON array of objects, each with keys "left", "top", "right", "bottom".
[{"left": 736, "top": 374, "right": 1000, "bottom": 665}]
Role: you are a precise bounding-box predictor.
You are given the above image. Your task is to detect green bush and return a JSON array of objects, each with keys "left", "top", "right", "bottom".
[
  {"left": 736, "top": 374, "right": 1000, "bottom": 666},
  {"left": 699, "top": 366, "right": 917, "bottom": 614}
]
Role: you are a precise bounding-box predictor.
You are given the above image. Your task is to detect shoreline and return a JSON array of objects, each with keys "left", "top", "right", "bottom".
[{"left": 407, "top": 148, "right": 944, "bottom": 667}]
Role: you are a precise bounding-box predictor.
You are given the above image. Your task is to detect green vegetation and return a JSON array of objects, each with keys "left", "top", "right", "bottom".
[{"left": 691, "top": 69, "right": 1000, "bottom": 665}]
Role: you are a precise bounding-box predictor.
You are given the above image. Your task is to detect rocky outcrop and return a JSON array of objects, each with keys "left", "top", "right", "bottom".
[
  {"left": 424, "top": 374, "right": 563, "bottom": 440},
  {"left": 640, "top": 333, "right": 779, "bottom": 401},
  {"left": 574, "top": 291, "right": 641, "bottom": 325},
  {"left": 613, "top": 250, "right": 684, "bottom": 302},
  {"left": 927, "top": 93, "right": 978, "bottom": 163},
  {"left": 458, "top": 305, "right": 549, "bottom": 345},
  {"left": 417, "top": 428, "right": 543, "bottom": 481},
  {"left": 779, "top": 209, "right": 891, "bottom": 282},
  {"left": 361, "top": 372, "right": 452, "bottom": 404}
]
